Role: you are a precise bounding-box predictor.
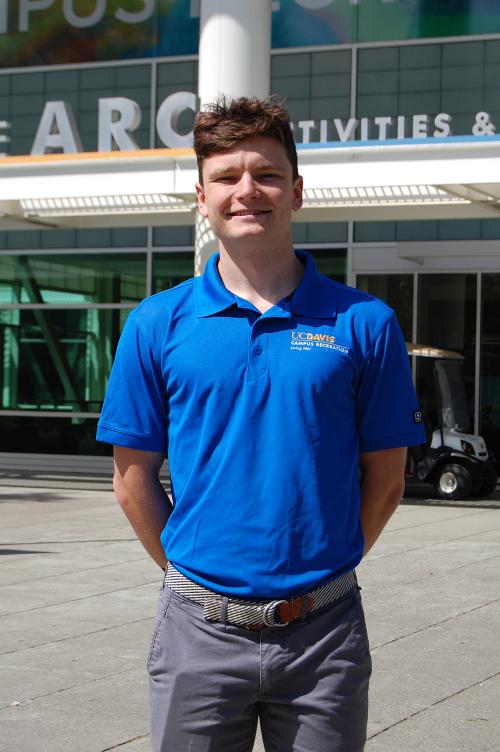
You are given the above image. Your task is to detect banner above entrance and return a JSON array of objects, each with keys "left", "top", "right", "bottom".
[
  {"left": 3, "top": 136, "right": 500, "bottom": 230},
  {"left": 1, "top": 0, "right": 500, "bottom": 68}
]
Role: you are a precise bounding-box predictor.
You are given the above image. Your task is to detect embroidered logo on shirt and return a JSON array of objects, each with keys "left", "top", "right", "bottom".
[
  {"left": 413, "top": 410, "right": 423, "bottom": 424},
  {"left": 290, "top": 331, "right": 350, "bottom": 354}
]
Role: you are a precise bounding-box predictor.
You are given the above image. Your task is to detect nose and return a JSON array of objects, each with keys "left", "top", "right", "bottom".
[{"left": 235, "top": 171, "right": 259, "bottom": 199}]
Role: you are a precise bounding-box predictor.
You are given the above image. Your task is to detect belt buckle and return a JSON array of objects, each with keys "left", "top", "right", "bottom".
[{"left": 262, "top": 599, "right": 289, "bottom": 627}]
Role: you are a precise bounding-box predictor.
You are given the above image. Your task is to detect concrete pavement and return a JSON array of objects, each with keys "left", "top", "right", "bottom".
[{"left": 1, "top": 478, "right": 499, "bottom": 752}]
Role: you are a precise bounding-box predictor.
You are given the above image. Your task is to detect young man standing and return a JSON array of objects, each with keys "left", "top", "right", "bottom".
[{"left": 97, "top": 98, "right": 425, "bottom": 751}]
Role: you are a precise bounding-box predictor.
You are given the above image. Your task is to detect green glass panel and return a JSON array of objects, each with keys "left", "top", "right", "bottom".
[
  {"left": 356, "top": 274, "right": 413, "bottom": 342},
  {"left": 0, "top": 306, "right": 132, "bottom": 412},
  {"left": 0, "top": 254, "right": 146, "bottom": 304},
  {"left": 152, "top": 252, "right": 194, "bottom": 294}
]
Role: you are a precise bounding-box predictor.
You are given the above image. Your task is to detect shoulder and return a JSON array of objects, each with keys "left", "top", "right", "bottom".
[
  {"left": 321, "top": 275, "right": 394, "bottom": 329},
  {"left": 120, "top": 278, "right": 195, "bottom": 351},
  {"left": 318, "top": 275, "right": 398, "bottom": 357},
  {"left": 128, "top": 278, "right": 195, "bottom": 326}
]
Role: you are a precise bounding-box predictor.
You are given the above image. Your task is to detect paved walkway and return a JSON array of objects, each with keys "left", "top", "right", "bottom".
[{"left": 1, "top": 479, "right": 499, "bottom": 752}]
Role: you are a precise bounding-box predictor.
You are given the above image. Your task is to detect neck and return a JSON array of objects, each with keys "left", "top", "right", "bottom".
[{"left": 217, "top": 243, "right": 304, "bottom": 314}]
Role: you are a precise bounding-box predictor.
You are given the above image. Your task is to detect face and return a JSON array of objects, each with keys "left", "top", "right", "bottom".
[{"left": 195, "top": 136, "right": 303, "bottom": 251}]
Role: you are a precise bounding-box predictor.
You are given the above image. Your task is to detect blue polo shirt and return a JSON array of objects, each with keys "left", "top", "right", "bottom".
[{"left": 97, "top": 251, "right": 425, "bottom": 598}]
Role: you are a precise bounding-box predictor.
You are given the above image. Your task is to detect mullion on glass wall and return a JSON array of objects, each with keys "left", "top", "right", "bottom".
[
  {"left": 475, "top": 273, "right": 482, "bottom": 436},
  {"left": 412, "top": 272, "right": 419, "bottom": 383},
  {"left": 480, "top": 274, "right": 500, "bottom": 472}
]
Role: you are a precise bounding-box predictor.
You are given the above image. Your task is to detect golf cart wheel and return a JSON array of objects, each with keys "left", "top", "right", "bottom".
[
  {"left": 434, "top": 463, "right": 472, "bottom": 500},
  {"left": 471, "top": 465, "right": 498, "bottom": 498}
]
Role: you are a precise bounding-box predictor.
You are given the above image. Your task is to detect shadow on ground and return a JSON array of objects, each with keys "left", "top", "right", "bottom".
[
  {"left": 404, "top": 484, "right": 500, "bottom": 510},
  {"left": 0, "top": 490, "right": 74, "bottom": 503},
  {"left": 0, "top": 548, "right": 54, "bottom": 555}
]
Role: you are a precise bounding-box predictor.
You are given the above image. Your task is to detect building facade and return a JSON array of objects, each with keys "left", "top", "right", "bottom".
[{"left": 1, "top": 0, "right": 500, "bottom": 458}]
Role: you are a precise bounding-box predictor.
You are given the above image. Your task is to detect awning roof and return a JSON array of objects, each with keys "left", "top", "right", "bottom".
[{"left": 1, "top": 136, "right": 500, "bottom": 230}]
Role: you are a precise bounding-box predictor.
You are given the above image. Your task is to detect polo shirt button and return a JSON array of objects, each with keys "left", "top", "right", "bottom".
[{"left": 254, "top": 346, "right": 263, "bottom": 356}]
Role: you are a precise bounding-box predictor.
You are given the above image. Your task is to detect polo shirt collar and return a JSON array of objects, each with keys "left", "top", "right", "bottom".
[
  {"left": 290, "top": 250, "right": 337, "bottom": 319},
  {"left": 194, "top": 250, "right": 336, "bottom": 319},
  {"left": 194, "top": 252, "right": 236, "bottom": 317}
]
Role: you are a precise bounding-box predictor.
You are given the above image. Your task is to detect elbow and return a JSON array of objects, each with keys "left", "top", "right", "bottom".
[
  {"left": 389, "top": 474, "right": 406, "bottom": 508},
  {"left": 113, "top": 471, "right": 133, "bottom": 511}
]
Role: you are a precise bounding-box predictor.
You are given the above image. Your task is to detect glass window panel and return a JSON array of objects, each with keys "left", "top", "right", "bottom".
[
  {"left": 396, "top": 220, "right": 438, "bottom": 241},
  {"left": 273, "top": 76, "right": 311, "bottom": 99},
  {"left": 40, "top": 230, "right": 77, "bottom": 249},
  {"left": 272, "top": 53, "right": 311, "bottom": 77},
  {"left": 437, "top": 220, "right": 482, "bottom": 241},
  {"left": 157, "top": 61, "right": 197, "bottom": 85},
  {"left": 356, "top": 41, "right": 495, "bottom": 139},
  {"left": 399, "top": 68, "right": 441, "bottom": 93},
  {"left": 357, "top": 47, "right": 399, "bottom": 72},
  {"left": 0, "top": 307, "right": 131, "bottom": 412},
  {"left": 0, "top": 416, "right": 109, "bottom": 456},
  {"left": 80, "top": 67, "right": 115, "bottom": 89},
  {"left": 310, "top": 97, "right": 350, "bottom": 121},
  {"left": 307, "top": 222, "right": 348, "bottom": 244},
  {"left": 481, "top": 219, "right": 500, "bottom": 239},
  {"left": 442, "top": 42, "right": 483, "bottom": 67},
  {"left": 110, "top": 228, "right": 148, "bottom": 247},
  {"left": 309, "top": 249, "right": 346, "bottom": 284},
  {"left": 0, "top": 254, "right": 146, "bottom": 304},
  {"left": 152, "top": 252, "right": 194, "bottom": 294},
  {"left": 292, "top": 224, "right": 308, "bottom": 244},
  {"left": 480, "top": 274, "right": 500, "bottom": 472},
  {"left": 417, "top": 274, "right": 477, "bottom": 431},
  {"left": 486, "top": 40, "right": 500, "bottom": 63},
  {"left": 153, "top": 226, "right": 195, "bottom": 247},
  {"left": 399, "top": 45, "right": 441, "bottom": 69},
  {"left": 283, "top": 99, "right": 310, "bottom": 122},
  {"left": 311, "top": 50, "right": 350, "bottom": 75},
  {"left": 353, "top": 222, "right": 396, "bottom": 242},
  {"left": 356, "top": 274, "right": 413, "bottom": 342}
]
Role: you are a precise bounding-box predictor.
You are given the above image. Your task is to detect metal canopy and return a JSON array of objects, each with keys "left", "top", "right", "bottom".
[{"left": 1, "top": 136, "right": 500, "bottom": 230}]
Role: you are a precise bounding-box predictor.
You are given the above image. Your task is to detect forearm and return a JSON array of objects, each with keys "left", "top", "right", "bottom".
[
  {"left": 359, "top": 448, "right": 406, "bottom": 556},
  {"left": 113, "top": 449, "right": 172, "bottom": 569}
]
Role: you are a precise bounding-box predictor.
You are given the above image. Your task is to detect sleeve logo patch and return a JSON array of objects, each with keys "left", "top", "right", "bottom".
[{"left": 413, "top": 410, "right": 423, "bottom": 424}]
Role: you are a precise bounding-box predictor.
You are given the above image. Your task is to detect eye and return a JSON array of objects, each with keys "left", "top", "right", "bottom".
[{"left": 259, "top": 172, "right": 282, "bottom": 181}]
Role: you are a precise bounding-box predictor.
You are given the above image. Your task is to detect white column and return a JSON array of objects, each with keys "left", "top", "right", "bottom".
[{"left": 194, "top": 0, "right": 272, "bottom": 275}]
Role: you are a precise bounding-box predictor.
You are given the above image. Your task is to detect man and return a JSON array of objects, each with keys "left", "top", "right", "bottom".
[{"left": 97, "top": 97, "right": 425, "bottom": 751}]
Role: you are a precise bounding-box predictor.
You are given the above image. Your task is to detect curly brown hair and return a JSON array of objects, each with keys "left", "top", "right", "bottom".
[{"left": 193, "top": 96, "right": 298, "bottom": 183}]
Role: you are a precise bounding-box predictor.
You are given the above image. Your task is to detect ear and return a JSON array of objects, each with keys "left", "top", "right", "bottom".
[
  {"left": 195, "top": 182, "right": 209, "bottom": 218},
  {"left": 292, "top": 175, "right": 304, "bottom": 212}
]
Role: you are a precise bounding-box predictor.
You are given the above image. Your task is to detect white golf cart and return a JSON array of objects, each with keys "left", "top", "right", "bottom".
[{"left": 406, "top": 344, "right": 498, "bottom": 500}]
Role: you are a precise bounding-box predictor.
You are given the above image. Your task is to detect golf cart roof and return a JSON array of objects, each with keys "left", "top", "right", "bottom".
[{"left": 406, "top": 343, "right": 465, "bottom": 360}]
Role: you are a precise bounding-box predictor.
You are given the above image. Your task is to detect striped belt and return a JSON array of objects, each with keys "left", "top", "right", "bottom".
[{"left": 165, "top": 564, "right": 358, "bottom": 629}]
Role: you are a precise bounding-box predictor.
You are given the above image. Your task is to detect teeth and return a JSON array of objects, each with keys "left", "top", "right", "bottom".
[{"left": 231, "top": 210, "right": 267, "bottom": 216}]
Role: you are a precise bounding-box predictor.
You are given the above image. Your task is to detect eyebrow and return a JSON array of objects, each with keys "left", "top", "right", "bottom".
[{"left": 209, "top": 162, "right": 287, "bottom": 179}]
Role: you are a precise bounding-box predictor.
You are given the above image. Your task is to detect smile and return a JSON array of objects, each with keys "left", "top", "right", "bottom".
[{"left": 228, "top": 209, "right": 271, "bottom": 216}]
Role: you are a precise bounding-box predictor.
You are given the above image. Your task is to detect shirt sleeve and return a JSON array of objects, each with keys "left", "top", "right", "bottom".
[
  {"left": 96, "top": 310, "right": 168, "bottom": 452},
  {"left": 356, "top": 311, "right": 426, "bottom": 453}
]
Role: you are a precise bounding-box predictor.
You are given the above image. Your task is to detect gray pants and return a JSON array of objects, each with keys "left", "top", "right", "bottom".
[{"left": 148, "top": 583, "right": 371, "bottom": 752}]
